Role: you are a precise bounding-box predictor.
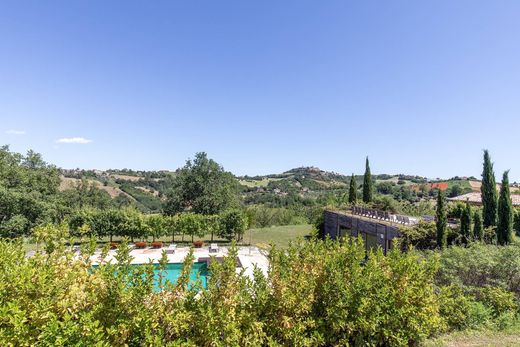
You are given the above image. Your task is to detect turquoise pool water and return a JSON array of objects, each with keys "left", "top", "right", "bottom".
[
  {"left": 93, "top": 262, "right": 209, "bottom": 289},
  {"left": 156, "top": 262, "right": 208, "bottom": 289}
]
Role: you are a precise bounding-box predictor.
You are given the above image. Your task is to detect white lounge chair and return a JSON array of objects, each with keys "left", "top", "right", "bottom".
[
  {"left": 166, "top": 243, "right": 176, "bottom": 254},
  {"left": 209, "top": 243, "right": 219, "bottom": 253}
]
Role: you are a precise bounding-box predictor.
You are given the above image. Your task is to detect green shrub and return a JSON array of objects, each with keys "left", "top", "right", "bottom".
[
  {"left": 435, "top": 242, "right": 520, "bottom": 297},
  {"left": 476, "top": 286, "right": 518, "bottom": 318},
  {"left": 465, "top": 301, "right": 493, "bottom": 329},
  {"left": 0, "top": 231, "right": 443, "bottom": 346},
  {"left": 438, "top": 285, "right": 492, "bottom": 331},
  {"left": 265, "top": 238, "right": 442, "bottom": 346}
]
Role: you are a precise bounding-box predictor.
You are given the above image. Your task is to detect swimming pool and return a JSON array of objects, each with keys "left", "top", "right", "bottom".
[
  {"left": 155, "top": 261, "right": 208, "bottom": 289},
  {"left": 93, "top": 261, "right": 209, "bottom": 290}
]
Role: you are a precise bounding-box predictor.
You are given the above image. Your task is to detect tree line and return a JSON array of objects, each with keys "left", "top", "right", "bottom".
[
  {"left": 68, "top": 208, "right": 248, "bottom": 243},
  {"left": 435, "top": 150, "right": 515, "bottom": 248}
]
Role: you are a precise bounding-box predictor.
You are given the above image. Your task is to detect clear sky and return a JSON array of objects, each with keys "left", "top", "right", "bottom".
[{"left": 1, "top": 1, "right": 520, "bottom": 180}]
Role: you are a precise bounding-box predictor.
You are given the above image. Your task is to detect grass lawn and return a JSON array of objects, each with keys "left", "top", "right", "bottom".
[
  {"left": 424, "top": 327, "right": 520, "bottom": 347},
  {"left": 22, "top": 224, "right": 313, "bottom": 252},
  {"left": 246, "top": 224, "right": 312, "bottom": 249}
]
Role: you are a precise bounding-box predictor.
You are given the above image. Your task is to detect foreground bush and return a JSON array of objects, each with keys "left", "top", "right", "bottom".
[
  {"left": 433, "top": 242, "right": 520, "bottom": 332},
  {"left": 0, "top": 235, "right": 441, "bottom": 346},
  {"left": 435, "top": 242, "right": 520, "bottom": 297}
]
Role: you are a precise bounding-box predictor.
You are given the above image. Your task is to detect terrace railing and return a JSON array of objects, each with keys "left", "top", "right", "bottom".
[{"left": 351, "top": 206, "right": 418, "bottom": 225}]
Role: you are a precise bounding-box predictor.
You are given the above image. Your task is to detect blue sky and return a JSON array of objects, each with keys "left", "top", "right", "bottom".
[{"left": 1, "top": 1, "right": 520, "bottom": 180}]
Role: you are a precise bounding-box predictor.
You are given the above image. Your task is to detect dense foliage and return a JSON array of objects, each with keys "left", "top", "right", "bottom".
[
  {"left": 433, "top": 242, "right": 520, "bottom": 331},
  {"left": 0, "top": 147, "right": 61, "bottom": 237},
  {"left": 163, "top": 152, "right": 239, "bottom": 215},
  {"left": 68, "top": 209, "right": 247, "bottom": 243},
  {"left": 0, "top": 233, "right": 443, "bottom": 346}
]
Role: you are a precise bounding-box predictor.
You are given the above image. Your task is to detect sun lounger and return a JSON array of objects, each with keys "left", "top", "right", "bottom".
[
  {"left": 209, "top": 243, "right": 219, "bottom": 253},
  {"left": 166, "top": 243, "right": 176, "bottom": 254}
]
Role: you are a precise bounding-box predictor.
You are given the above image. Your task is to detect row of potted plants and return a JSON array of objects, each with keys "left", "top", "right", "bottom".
[{"left": 109, "top": 241, "right": 206, "bottom": 250}]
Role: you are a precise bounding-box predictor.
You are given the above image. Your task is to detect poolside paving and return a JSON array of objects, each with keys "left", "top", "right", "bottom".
[{"left": 90, "top": 245, "right": 269, "bottom": 278}]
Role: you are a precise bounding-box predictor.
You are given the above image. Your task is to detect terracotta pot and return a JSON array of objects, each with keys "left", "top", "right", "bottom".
[
  {"left": 135, "top": 242, "right": 147, "bottom": 249},
  {"left": 151, "top": 241, "right": 163, "bottom": 249},
  {"left": 193, "top": 241, "right": 204, "bottom": 248}
]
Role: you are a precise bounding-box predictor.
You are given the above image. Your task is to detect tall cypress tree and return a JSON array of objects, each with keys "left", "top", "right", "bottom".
[
  {"left": 497, "top": 170, "right": 513, "bottom": 245},
  {"left": 362, "top": 157, "right": 373, "bottom": 203},
  {"left": 436, "top": 189, "right": 448, "bottom": 249},
  {"left": 481, "top": 150, "right": 498, "bottom": 228},
  {"left": 460, "top": 202, "right": 473, "bottom": 243},
  {"left": 348, "top": 174, "right": 357, "bottom": 204},
  {"left": 474, "top": 210, "right": 483, "bottom": 241}
]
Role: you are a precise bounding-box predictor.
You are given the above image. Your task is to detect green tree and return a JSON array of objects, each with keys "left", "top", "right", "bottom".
[
  {"left": 436, "top": 190, "right": 448, "bottom": 249},
  {"left": 0, "top": 147, "right": 61, "bottom": 236},
  {"left": 474, "top": 210, "right": 484, "bottom": 241},
  {"left": 348, "top": 174, "right": 357, "bottom": 204},
  {"left": 204, "top": 214, "right": 220, "bottom": 242},
  {"left": 0, "top": 214, "right": 28, "bottom": 238},
  {"left": 60, "top": 179, "right": 113, "bottom": 210},
  {"left": 90, "top": 209, "right": 125, "bottom": 242},
  {"left": 448, "top": 184, "right": 463, "bottom": 198},
  {"left": 165, "top": 214, "right": 179, "bottom": 243},
  {"left": 163, "top": 152, "right": 239, "bottom": 215},
  {"left": 497, "top": 171, "right": 513, "bottom": 245},
  {"left": 362, "top": 157, "right": 373, "bottom": 203},
  {"left": 68, "top": 209, "right": 94, "bottom": 237},
  {"left": 219, "top": 209, "right": 247, "bottom": 241},
  {"left": 460, "top": 202, "right": 473, "bottom": 243},
  {"left": 177, "top": 213, "right": 204, "bottom": 243},
  {"left": 481, "top": 150, "right": 498, "bottom": 228},
  {"left": 146, "top": 214, "right": 166, "bottom": 242}
]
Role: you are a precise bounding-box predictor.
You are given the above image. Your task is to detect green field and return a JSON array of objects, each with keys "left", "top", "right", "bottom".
[
  {"left": 246, "top": 224, "right": 312, "bottom": 248},
  {"left": 446, "top": 179, "right": 472, "bottom": 190},
  {"left": 238, "top": 177, "right": 281, "bottom": 188}
]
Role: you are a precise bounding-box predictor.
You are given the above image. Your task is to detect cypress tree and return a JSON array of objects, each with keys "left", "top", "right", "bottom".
[
  {"left": 474, "top": 211, "right": 483, "bottom": 241},
  {"left": 497, "top": 170, "right": 513, "bottom": 245},
  {"left": 436, "top": 189, "right": 448, "bottom": 249},
  {"left": 460, "top": 202, "right": 473, "bottom": 243},
  {"left": 348, "top": 174, "right": 357, "bottom": 204},
  {"left": 481, "top": 150, "right": 498, "bottom": 228},
  {"left": 362, "top": 157, "right": 373, "bottom": 203}
]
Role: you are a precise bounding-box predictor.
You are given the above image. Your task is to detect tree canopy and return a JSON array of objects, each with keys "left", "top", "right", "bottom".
[{"left": 164, "top": 152, "right": 239, "bottom": 215}]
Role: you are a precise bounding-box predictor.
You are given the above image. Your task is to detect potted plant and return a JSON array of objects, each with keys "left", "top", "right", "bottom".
[
  {"left": 135, "top": 241, "right": 147, "bottom": 249},
  {"left": 151, "top": 241, "right": 163, "bottom": 249},
  {"left": 193, "top": 241, "right": 204, "bottom": 248}
]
